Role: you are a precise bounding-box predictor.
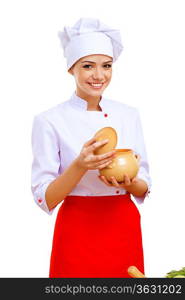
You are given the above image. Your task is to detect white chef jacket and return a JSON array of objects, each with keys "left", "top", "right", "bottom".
[{"left": 31, "top": 91, "right": 151, "bottom": 215}]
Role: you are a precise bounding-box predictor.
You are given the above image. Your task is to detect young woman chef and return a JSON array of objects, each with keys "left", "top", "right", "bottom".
[{"left": 31, "top": 18, "right": 151, "bottom": 278}]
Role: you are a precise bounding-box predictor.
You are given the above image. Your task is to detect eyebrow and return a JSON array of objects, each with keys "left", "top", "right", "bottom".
[{"left": 80, "top": 60, "right": 113, "bottom": 64}]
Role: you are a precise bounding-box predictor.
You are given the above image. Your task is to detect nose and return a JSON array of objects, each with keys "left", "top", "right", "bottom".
[{"left": 92, "top": 67, "right": 104, "bottom": 81}]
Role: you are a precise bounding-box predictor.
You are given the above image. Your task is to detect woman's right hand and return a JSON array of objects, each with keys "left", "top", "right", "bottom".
[{"left": 75, "top": 137, "right": 116, "bottom": 170}]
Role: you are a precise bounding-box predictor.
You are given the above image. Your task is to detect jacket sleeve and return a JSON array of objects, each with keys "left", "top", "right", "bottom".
[
  {"left": 133, "top": 109, "right": 152, "bottom": 204},
  {"left": 31, "top": 114, "right": 61, "bottom": 215}
]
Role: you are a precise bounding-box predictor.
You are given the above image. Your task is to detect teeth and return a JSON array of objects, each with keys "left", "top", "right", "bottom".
[{"left": 90, "top": 83, "right": 103, "bottom": 86}]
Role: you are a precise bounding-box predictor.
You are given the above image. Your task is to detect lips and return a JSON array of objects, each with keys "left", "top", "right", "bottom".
[{"left": 87, "top": 82, "right": 104, "bottom": 89}]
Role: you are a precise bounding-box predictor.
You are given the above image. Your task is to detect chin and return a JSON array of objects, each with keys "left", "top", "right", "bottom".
[{"left": 87, "top": 87, "right": 106, "bottom": 95}]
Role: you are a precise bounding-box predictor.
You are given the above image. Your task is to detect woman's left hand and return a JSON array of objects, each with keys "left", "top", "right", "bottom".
[{"left": 98, "top": 174, "right": 139, "bottom": 188}]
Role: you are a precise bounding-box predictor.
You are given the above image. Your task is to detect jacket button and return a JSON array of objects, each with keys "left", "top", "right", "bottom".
[
  {"left": 116, "top": 190, "right": 120, "bottom": 194},
  {"left": 38, "top": 198, "right": 42, "bottom": 204},
  {"left": 104, "top": 113, "right": 108, "bottom": 117}
]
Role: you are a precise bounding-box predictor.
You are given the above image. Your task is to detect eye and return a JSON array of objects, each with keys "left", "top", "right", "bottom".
[
  {"left": 82, "top": 64, "right": 92, "bottom": 69},
  {"left": 103, "top": 64, "right": 112, "bottom": 68}
]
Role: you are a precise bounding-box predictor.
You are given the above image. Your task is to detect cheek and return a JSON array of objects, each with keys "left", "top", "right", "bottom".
[
  {"left": 76, "top": 72, "right": 88, "bottom": 84},
  {"left": 106, "top": 71, "right": 112, "bottom": 82},
  {"left": 74, "top": 74, "right": 89, "bottom": 90}
]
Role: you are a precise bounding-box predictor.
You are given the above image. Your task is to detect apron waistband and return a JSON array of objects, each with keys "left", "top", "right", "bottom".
[{"left": 65, "top": 192, "right": 130, "bottom": 200}]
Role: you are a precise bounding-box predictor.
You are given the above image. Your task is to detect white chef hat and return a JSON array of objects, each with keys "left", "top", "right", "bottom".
[{"left": 58, "top": 18, "right": 124, "bottom": 70}]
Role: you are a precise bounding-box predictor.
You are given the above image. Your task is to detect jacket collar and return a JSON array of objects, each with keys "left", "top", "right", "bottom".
[{"left": 69, "top": 91, "right": 107, "bottom": 111}]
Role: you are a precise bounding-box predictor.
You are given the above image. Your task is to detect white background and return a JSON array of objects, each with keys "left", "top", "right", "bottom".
[{"left": 0, "top": 0, "right": 185, "bottom": 278}]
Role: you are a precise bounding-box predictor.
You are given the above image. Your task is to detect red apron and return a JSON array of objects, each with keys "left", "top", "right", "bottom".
[{"left": 49, "top": 193, "right": 144, "bottom": 278}]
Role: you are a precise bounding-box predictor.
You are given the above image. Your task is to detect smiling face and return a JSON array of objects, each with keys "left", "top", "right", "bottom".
[{"left": 68, "top": 54, "right": 113, "bottom": 101}]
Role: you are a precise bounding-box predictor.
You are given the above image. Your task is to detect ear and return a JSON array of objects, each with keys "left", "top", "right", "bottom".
[{"left": 68, "top": 67, "right": 74, "bottom": 75}]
